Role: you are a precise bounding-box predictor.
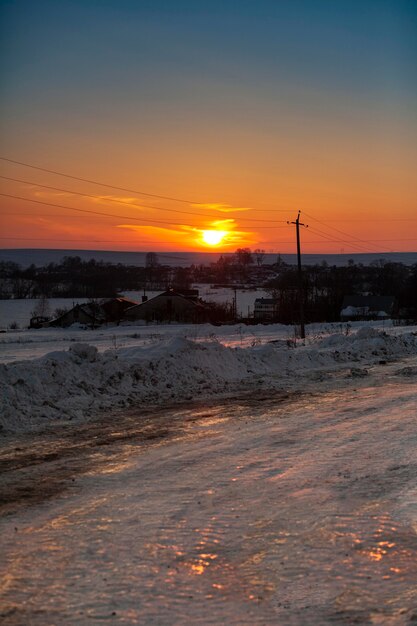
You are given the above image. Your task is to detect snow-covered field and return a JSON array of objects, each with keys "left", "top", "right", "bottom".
[{"left": 1, "top": 315, "right": 416, "bottom": 434}]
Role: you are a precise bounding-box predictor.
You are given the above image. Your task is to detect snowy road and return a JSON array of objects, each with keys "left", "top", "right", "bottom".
[{"left": 1, "top": 366, "right": 417, "bottom": 625}]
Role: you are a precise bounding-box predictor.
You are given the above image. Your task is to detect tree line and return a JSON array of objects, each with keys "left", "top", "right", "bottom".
[
  {"left": 0, "top": 252, "right": 416, "bottom": 322},
  {"left": 264, "top": 259, "right": 417, "bottom": 323}
]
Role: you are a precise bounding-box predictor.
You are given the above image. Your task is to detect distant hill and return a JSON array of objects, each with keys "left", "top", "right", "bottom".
[{"left": 0, "top": 248, "right": 416, "bottom": 269}]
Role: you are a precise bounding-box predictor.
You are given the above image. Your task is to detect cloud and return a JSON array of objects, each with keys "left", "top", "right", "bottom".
[
  {"left": 31, "top": 189, "right": 144, "bottom": 208},
  {"left": 118, "top": 220, "right": 257, "bottom": 248},
  {"left": 32, "top": 190, "right": 74, "bottom": 200},
  {"left": 194, "top": 203, "right": 252, "bottom": 214},
  {"left": 117, "top": 224, "right": 190, "bottom": 240},
  {"left": 208, "top": 218, "right": 236, "bottom": 229},
  {"left": 89, "top": 195, "right": 141, "bottom": 205},
  {"left": 117, "top": 223, "right": 211, "bottom": 248}
]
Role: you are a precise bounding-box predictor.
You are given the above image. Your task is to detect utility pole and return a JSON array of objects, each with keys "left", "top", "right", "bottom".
[
  {"left": 288, "top": 211, "right": 308, "bottom": 339},
  {"left": 233, "top": 287, "right": 237, "bottom": 320}
]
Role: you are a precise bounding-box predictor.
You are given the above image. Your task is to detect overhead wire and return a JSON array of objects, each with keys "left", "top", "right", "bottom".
[
  {"left": 307, "top": 225, "right": 393, "bottom": 253},
  {"left": 0, "top": 192, "right": 290, "bottom": 230},
  {"left": 0, "top": 175, "right": 289, "bottom": 223},
  {"left": 0, "top": 157, "right": 200, "bottom": 205},
  {"left": 1, "top": 193, "right": 412, "bottom": 249},
  {"left": 307, "top": 225, "right": 377, "bottom": 253},
  {"left": 1, "top": 156, "right": 413, "bottom": 252},
  {"left": 302, "top": 211, "right": 393, "bottom": 253},
  {"left": 0, "top": 193, "right": 186, "bottom": 227},
  {"left": 0, "top": 156, "right": 290, "bottom": 213},
  {"left": 1, "top": 235, "right": 411, "bottom": 246}
]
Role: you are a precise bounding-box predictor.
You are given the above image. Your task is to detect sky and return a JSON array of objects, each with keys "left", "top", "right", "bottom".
[{"left": 0, "top": 0, "right": 416, "bottom": 254}]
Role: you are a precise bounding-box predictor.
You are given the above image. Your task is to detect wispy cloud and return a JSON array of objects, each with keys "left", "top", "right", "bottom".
[
  {"left": 31, "top": 188, "right": 145, "bottom": 208},
  {"left": 118, "top": 224, "right": 188, "bottom": 237},
  {"left": 32, "top": 189, "right": 74, "bottom": 200},
  {"left": 194, "top": 203, "right": 252, "bottom": 214},
  {"left": 89, "top": 195, "right": 141, "bottom": 205},
  {"left": 118, "top": 219, "right": 257, "bottom": 247}
]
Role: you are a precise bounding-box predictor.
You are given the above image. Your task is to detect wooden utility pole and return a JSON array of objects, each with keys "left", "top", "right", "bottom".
[
  {"left": 288, "top": 211, "right": 308, "bottom": 339},
  {"left": 233, "top": 287, "right": 237, "bottom": 320}
]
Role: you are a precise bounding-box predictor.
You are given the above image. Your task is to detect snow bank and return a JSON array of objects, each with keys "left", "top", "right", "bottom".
[{"left": 1, "top": 327, "right": 417, "bottom": 433}]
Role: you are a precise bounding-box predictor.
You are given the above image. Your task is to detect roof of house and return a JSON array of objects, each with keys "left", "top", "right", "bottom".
[
  {"left": 125, "top": 289, "right": 206, "bottom": 314},
  {"left": 254, "top": 298, "right": 278, "bottom": 305},
  {"left": 49, "top": 302, "right": 107, "bottom": 326},
  {"left": 101, "top": 297, "right": 139, "bottom": 305},
  {"left": 341, "top": 295, "right": 396, "bottom": 311},
  {"left": 100, "top": 297, "right": 139, "bottom": 309}
]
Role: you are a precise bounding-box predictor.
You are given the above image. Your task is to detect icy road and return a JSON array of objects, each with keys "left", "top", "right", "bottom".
[{"left": 1, "top": 361, "right": 417, "bottom": 625}]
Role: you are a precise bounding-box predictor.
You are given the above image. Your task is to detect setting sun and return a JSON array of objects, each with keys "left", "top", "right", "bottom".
[{"left": 202, "top": 230, "right": 227, "bottom": 246}]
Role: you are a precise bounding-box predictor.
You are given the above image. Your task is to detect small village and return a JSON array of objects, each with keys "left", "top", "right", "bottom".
[
  {"left": 28, "top": 290, "right": 400, "bottom": 330},
  {"left": 2, "top": 251, "right": 416, "bottom": 330}
]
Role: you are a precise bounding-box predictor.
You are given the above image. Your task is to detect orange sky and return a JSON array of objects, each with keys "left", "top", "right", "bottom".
[
  {"left": 1, "top": 1, "right": 416, "bottom": 254},
  {"left": 0, "top": 133, "right": 415, "bottom": 255}
]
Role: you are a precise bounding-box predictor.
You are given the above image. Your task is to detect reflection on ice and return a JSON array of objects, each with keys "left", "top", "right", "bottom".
[{"left": 1, "top": 381, "right": 417, "bottom": 623}]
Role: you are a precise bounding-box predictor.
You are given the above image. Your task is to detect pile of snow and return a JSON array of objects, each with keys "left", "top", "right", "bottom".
[
  {"left": 340, "top": 305, "right": 367, "bottom": 317},
  {"left": 1, "top": 327, "right": 417, "bottom": 433}
]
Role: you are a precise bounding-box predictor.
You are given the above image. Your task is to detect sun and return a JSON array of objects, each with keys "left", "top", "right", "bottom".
[{"left": 202, "top": 230, "right": 226, "bottom": 246}]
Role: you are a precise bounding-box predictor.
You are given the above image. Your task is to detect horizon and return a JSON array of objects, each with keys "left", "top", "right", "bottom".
[
  {"left": 1, "top": 1, "right": 416, "bottom": 254},
  {"left": 1, "top": 247, "right": 416, "bottom": 270}
]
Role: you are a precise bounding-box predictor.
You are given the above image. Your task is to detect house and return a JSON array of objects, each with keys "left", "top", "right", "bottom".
[
  {"left": 45, "top": 302, "right": 107, "bottom": 328},
  {"left": 254, "top": 298, "right": 279, "bottom": 321},
  {"left": 124, "top": 289, "right": 208, "bottom": 323},
  {"left": 42, "top": 297, "right": 139, "bottom": 328},
  {"left": 100, "top": 297, "right": 139, "bottom": 323},
  {"left": 173, "top": 288, "right": 200, "bottom": 302},
  {"left": 29, "top": 315, "right": 51, "bottom": 329},
  {"left": 340, "top": 295, "right": 397, "bottom": 321}
]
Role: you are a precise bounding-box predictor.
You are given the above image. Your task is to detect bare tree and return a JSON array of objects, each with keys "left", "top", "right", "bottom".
[
  {"left": 145, "top": 252, "right": 160, "bottom": 268},
  {"left": 31, "top": 295, "right": 50, "bottom": 318},
  {"left": 235, "top": 248, "right": 253, "bottom": 266},
  {"left": 253, "top": 248, "right": 265, "bottom": 267}
]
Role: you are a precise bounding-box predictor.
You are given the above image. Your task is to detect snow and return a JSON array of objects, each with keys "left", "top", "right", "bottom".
[
  {"left": 1, "top": 374, "right": 417, "bottom": 623},
  {"left": 341, "top": 305, "right": 390, "bottom": 319},
  {"left": 341, "top": 305, "right": 363, "bottom": 316},
  {"left": 1, "top": 306, "right": 417, "bottom": 622},
  {"left": 1, "top": 318, "right": 416, "bottom": 433}
]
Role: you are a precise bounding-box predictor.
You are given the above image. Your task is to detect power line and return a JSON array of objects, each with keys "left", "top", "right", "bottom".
[
  {"left": 0, "top": 193, "right": 280, "bottom": 230},
  {"left": 325, "top": 218, "right": 417, "bottom": 222},
  {"left": 1, "top": 213, "right": 415, "bottom": 242},
  {"left": 307, "top": 225, "right": 386, "bottom": 254},
  {"left": 0, "top": 193, "right": 185, "bottom": 226},
  {"left": 0, "top": 156, "right": 291, "bottom": 213},
  {"left": 2, "top": 156, "right": 415, "bottom": 221},
  {"left": 0, "top": 156, "right": 292, "bottom": 214},
  {"left": 310, "top": 225, "right": 396, "bottom": 253},
  {"left": 3, "top": 236, "right": 412, "bottom": 245},
  {"left": 0, "top": 206, "right": 413, "bottom": 246},
  {"left": 303, "top": 211, "right": 393, "bottom": 253},
  {"left": 0, "top": 192, "right": 292, "bottom": 230},
  {"left": 1, "top": 156, "right": 413, "bottom": 248},
  {"left": 0, "top": 237, "right": 177, "bottom": 243},
  {"left": 0, "top": 157, "right": 200, "bottom": 205},
  {"left": 0, "top": 175, "right": 289, "bottom": 224},
  {"left": 0, "top": 193, "right": 417, "bottom": 246}
]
